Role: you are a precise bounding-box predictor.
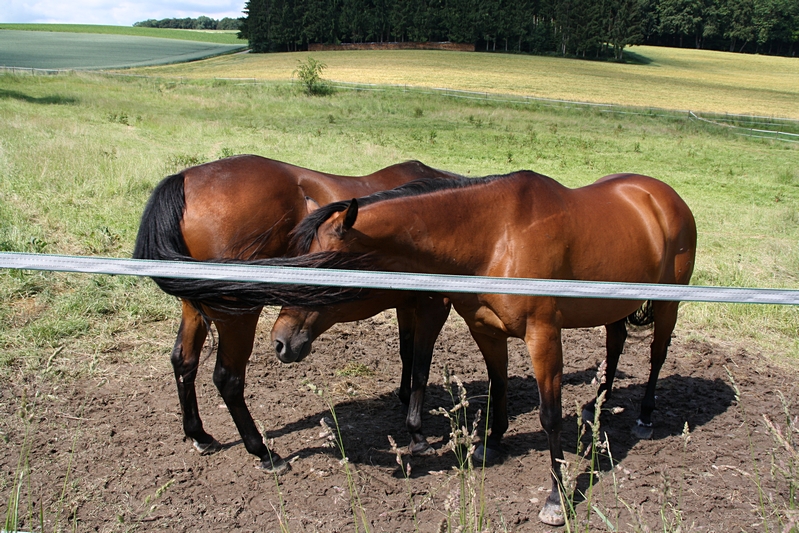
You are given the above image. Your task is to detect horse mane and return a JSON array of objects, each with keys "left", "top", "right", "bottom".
[
  {"left": 147, "top": 251, "right": 377, "bottom": 314},
  {"left": 288, "top": 173, "right": 509, "bottom": 254}
]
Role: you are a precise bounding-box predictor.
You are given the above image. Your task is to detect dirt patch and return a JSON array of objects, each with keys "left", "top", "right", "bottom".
[{"left": 1, "top": 310, "right": 797, "bottom": 532}]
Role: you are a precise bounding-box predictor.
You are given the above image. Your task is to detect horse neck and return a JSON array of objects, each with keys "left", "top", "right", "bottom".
[{"left": 354, "top": 184, "right": 516, "bottom": 275}]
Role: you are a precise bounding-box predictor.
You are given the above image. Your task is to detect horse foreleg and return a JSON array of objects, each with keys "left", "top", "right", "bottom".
[
  {"left": 213, "top": 310, "right": 289, "bottom": 474},
  {"left": 395, "top": 307, "right": 415, "bottom": 407},
  {"left": 582, "top": 318, "right": 627, "bottom": 422},
  {"left": 634, "top": 300, "right": 679, "bottom": 439},
  {"left": 172, "top": 301, "right": 220, "bottom": 454},
  {"left": 470, "top": 330, "right": 509, "bottom": 465},
  {"left": 405, "top": 295, "right": 450, "bottom": 456},
  {"left": 525, "top": 321, "right": 566, "bottom": 526}
]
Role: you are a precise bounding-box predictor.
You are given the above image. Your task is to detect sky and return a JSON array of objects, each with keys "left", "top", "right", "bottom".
[{"left": 3, "top": 0, "right": 246, "bottom": 26}]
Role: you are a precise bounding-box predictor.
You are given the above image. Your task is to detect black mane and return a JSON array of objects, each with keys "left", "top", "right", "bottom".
[{"left": 288, "top": 173, "right": 511, "bottom": 254}]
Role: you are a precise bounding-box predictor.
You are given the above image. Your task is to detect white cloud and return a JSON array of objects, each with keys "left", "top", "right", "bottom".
[{"left": 3, "top": 0, "right": 245, "bottom": 26}]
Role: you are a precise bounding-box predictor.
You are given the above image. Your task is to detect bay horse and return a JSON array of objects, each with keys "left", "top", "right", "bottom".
[
  {"left": 274, "top": 171, "right": 697, "bottom": 525},
  {"left": 132, "top": 154, "right": 454, "bottom": 474}
]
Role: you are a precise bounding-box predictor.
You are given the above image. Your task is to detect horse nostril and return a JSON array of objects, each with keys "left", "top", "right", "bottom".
[{"left": 274, "top": 340, "right": 285, "bottom": 356}]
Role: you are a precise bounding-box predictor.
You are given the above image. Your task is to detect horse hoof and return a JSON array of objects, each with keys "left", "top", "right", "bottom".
[
  {"left": 409, "top": 440, "right": 435, "bottom": 456},
  {"left": 538, "top": 500, "right": 565, "bottom": 526},
  {"left": 473, "top": 443, "right": 503, "bottom": 465},
  {"left": 581, "top": 407, "right": 595, "bottom": 424},
  {"left": 193, "top": 438, "right": 222, "bottom": 455},
  {"left": 632, "top": 420, "right": 654, "bottom": 440},
  {"left": 257, "top": 456, "right": 290, "bottom": 475}
]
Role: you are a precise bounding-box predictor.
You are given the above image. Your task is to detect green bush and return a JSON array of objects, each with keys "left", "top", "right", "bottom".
[{"left": 292, "top": 57, "right": 331, "bottom": 96}]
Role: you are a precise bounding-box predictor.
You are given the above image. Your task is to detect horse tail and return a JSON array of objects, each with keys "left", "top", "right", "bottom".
[
  {"left": 626, "top": 300, "right": 654, "bottom": 327},
  {"left": 133, "top": 173, "right": 189, "bottom": 263},
  {"left": 133, "top": 174, "right": 368, "bottom": 312}
]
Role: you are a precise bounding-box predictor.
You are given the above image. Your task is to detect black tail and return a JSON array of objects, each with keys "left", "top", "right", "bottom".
[
  {"left": 132, "top": 174, "right": 367, "bottom": 313},
  {"left": 133, "top": 173, "right": 189, "bottom": 263},
  {"left": 626, "top": 300, "right": 654, "bottom": 327}
]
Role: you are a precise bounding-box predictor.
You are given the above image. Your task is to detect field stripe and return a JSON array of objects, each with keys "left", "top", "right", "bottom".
[
  {"left": 1, "top": 252, "right": 798, "bottom": 306},
  {"left": 0, "top": 30, "right": 245, "bottom": 70}
]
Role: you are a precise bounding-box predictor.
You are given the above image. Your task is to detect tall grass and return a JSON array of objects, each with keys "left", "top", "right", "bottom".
[
  {"left": 4, "top": 394, "right": 83, "bottom": 533},
  {"left": 430, "top": 366, "right": 491, "bottom": 532}
]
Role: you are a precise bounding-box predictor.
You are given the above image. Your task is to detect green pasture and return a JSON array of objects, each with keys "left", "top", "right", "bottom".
[
  {"left": 0, "top": 29, "right": 246, "bottom": 70},
  {"left": 132, "top": 46, "right": 799, "bottom": 119},
  {"left": 0, "top": 67, "right": 797, "bottom": 377},
  {"left": 0, "top": 23, "right": 244, "bottom": 44}
]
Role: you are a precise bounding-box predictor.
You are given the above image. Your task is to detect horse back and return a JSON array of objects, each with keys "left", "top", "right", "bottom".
[
  {"left": 304, "top": 160, "right": 457, "bottom": 199},
  {"left": 178, "top": 155, "right": 453, "bottom": 261}
]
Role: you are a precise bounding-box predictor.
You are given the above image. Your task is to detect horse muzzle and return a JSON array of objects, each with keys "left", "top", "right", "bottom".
[{"left": 273, "top": 332, "right": 312, "bottom": 363}]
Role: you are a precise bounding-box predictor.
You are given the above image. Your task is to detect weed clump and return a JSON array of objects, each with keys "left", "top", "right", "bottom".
[{"left": 292, "top": 57, "right": 332, "bottom": 96}]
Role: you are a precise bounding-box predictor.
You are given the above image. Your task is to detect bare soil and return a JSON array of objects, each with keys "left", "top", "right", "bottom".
[{"left": 1, "top": 309, "right": 797, "bottom": 532}]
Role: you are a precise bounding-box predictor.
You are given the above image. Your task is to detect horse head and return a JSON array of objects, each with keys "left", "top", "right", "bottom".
[
  {"left": 307, "top": 198, "right": 359, "bottom": 253},
  {"left": 271, "top": 306, "right": 321, "bottom": 363}
]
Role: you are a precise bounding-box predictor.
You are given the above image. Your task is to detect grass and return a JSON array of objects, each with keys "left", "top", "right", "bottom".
[
  {"left": 430, "top": 367, "right": 491, "bottom": 532},
  {"left": 4, "top": 392, "right": 84, "bottom": 533},
  {"left": 128, "top": 46, "right": 799, "bottom": 119},
  {"left": 0, "top": 23, "right": 245, "bottom": 45},
  {"left": 0, "top": 30, "right": 246, "bottom": 70}
]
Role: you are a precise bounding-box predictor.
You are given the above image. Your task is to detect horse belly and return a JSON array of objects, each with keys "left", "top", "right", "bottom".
[
  {"left": 558, "top": 297, "right": 645, "bottom": 329},
  {"left": 451, "top": 294, "right": 532, "bottom": 339}
]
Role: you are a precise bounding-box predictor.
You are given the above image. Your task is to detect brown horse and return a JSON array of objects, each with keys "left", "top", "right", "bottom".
[
  {"left": 132, "top": 155, "right": 453, "bottom": 473},
  {"left": 277, "top": 171, "right": 697, "bottom": 525}
]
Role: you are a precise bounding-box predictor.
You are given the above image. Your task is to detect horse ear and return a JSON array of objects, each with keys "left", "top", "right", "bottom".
[
  {"left": 305, "top": 196, "right": 321, "bottom": 214},
  {"left": 342, "top": 199, "right": 358, "bottom": 231}
]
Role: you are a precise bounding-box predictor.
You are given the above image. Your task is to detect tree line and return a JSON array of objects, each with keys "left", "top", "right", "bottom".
[
  {"left": 134, "top": 17, "right": 242, "bottom": 31},
  {"left": 239, "top": 0, "right": 799, "bottom": 58}
]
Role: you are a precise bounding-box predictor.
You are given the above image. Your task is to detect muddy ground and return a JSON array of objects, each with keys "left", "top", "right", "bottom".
[{"left": 1, "top": 309, "right": 797, "bottom": 532}]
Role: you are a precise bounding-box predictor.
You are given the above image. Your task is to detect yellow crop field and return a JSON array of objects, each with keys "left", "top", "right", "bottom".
[{"left": 130, "top": 45, "right": 799, "bottom": 118}]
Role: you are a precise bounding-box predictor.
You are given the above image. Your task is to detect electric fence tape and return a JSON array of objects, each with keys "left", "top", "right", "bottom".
[{"left": 2, "top": 252, "right": 798, "bottom": 306}]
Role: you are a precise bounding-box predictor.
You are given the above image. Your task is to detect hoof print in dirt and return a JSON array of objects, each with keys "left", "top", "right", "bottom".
[
  {"left": 257, "top": 456, "right": 290, "bottom": 475},
  {"left": 193, "top": 438, "right": 223, "bottom": 455}
]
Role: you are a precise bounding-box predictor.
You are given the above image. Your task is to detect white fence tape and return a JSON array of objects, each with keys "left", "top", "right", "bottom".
[{"left": 1, "top": 252, "right": 798, "bottom": 305}]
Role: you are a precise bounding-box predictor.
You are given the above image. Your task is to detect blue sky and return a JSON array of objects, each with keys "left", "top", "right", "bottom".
[{"left": 4, "top": 1, "right": 246, "bottom": 26}]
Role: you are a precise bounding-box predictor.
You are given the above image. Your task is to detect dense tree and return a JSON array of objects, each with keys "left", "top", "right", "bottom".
[
  {"left": 134, "top": 16, "right": 242, "bottom": 31},
  {"left": 606, "top": 0, "right": 644, "bottom": 59},
  {"left": 239, "top": 0, "right": 798, "bottom": 57}
]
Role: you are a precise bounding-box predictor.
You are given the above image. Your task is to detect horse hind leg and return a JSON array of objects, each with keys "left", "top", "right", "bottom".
[
  {"left": 396, "top": 307, "right": 415, "bottom": 407},
  {"left": 634, "top": 300, "right": 679, "bottom": 439},
  {"left": 582, "top": 318, "right": 627, "bottom": 422},
  {"left": 405, "top": 296, "right": 450, "bottom": 456},
  {"left": 212, "top": 309, "right": 289, "bottom": 474},
  {"left": 470, "top": 330, "right": 510, "bottom": 465},
  {"left": 172, "top": 301, "right": 221, "bottom": 454}
]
